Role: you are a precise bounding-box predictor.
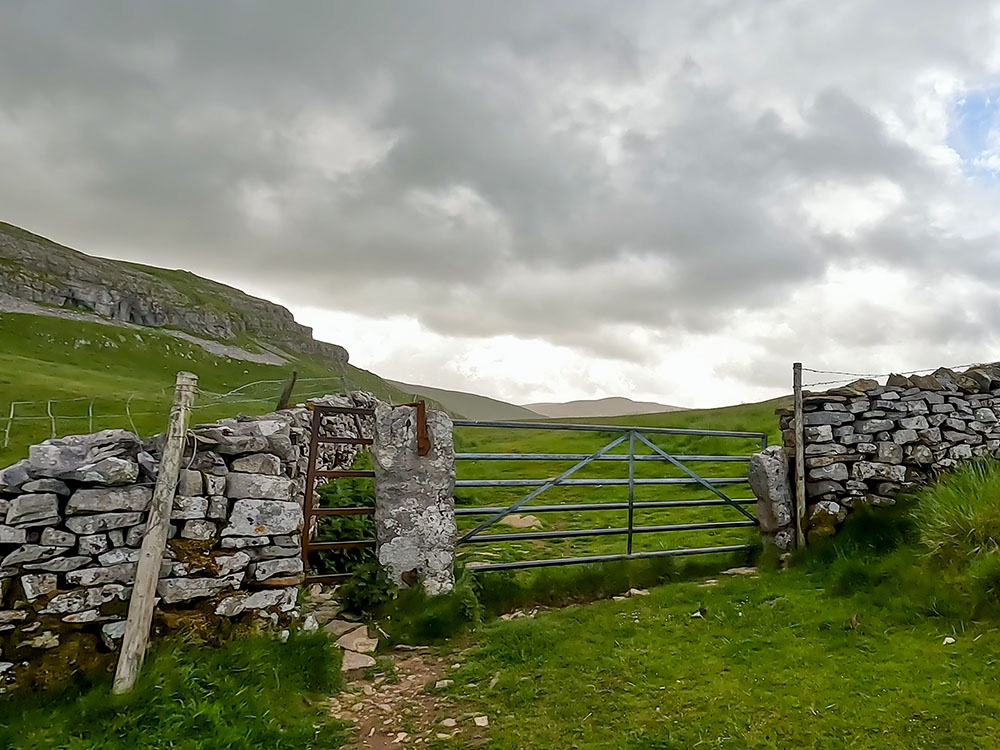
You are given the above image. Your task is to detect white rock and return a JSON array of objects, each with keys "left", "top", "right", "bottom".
[
  {"left": 181, "top": 520, "right": 216, "bottom": 540},
  {"left": 170, "top": 496, "right": 208, "bottom": 520},
  {"left": 251, "top": 556, "right": 303, "bottom": 581},
  {"left": 231, "top": 454, "right": 282, "bottom": 475},
  {"left": 302, "top": 615, "right": 319, "bottom": 632},
  {"left": 0, "top": 526, "right": 27, "bottom": 545},
  {"left": 340, "top": 650, "right": 376, "bottom": 671},
  {"left": 943, "top": 636, "right": 956, "bottom": 645},
  {"left": 222, "top": 499, "right": 302, "bottom": 537},
  {"left": 157, "top": 573, "right": 244, "bottom": 604},
  {"left": 101, "top": 620, "right": 127, "bottom": 648},
  {"left": 225, "top": 473, "right": 295, "bottom": 500},
  {"left": 474, "top": 716, "right": 489, "bottom": 727},
  {"left": 335, "top": 625, "right": 378, "bottom": 653},
  {"left": 66, "top": 486, "right": 151, "bottom": 513},
  {"left": 177, "top": 469, "right": 203, "bottom": 496},
  {"left": 20, "top": 573, "right": 57, "bottom": 601},
  {"left": 6, "top": 494, "right": 59, "bottom": 527},
  {"left": 41, "top": 584, "right": 129, "bottom": 615},
  {"left": 40, "top": 528, "right": 75, "bottom": 547},
  {"left": 65, "top": 511, "right": 144, "bottom": 535},
  {"left": 78, "top": 534, "right": 111, "bottom": 556}
]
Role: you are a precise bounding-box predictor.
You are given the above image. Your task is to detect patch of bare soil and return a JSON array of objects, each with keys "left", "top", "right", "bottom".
[{"left": 331, "top": 650, "right": 488, "bottom": 748}]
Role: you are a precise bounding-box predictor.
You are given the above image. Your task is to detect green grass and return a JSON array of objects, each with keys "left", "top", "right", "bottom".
[
  {"left": 0, "top": 634, "right": 348, "bottom": 749},
  {"left": 0, "top": 312, "right": 416, "bottom": 465},
  {"left": 443, "top": 565, "right": 1000, "bottom": 749},
  {"left": 912, "top": 460, "right": 1000, "bottom": 561},
  {"left": 453, "top": 398, "right": 784, "bottom": 568}
]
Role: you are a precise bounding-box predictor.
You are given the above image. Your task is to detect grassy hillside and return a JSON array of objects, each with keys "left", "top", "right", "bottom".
[
  {"left": 0, "top": 312, "right": 414, "bottom": 465},
  {"left": 388, "top": 379, "right": 541, "bottom": 420}
]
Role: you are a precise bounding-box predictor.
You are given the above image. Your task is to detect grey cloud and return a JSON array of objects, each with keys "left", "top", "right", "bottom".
[{"left": 3, "top": 1, "right": 1000, "bottom": 392}]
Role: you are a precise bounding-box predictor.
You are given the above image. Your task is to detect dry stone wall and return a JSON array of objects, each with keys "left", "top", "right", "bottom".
[
  {"left": 777, "top": 364, "right": 1000, "bottom": 543},
  {"left": 0, "top": 392, "right": 374, "bottom": 690}
]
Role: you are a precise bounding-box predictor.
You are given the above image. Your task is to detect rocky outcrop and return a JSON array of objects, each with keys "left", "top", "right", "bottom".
[{"left": 0, "top": 221, "right": 347, "bottom": 363}]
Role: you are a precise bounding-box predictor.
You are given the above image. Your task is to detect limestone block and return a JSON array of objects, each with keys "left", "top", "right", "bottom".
[
  {"left": 40, "top": 584, "right": 129, "bottom": 615},
  {"left": 67, "top": 486, "right": 152, "bottom": 513},
  {"left": 170, "top": 496, "right": 208, "bottom": 520},
  {"left": 157, "top": 573, "right": 244, "bottom": 604},
  {"left": 230, "top": 453, "right": 281, "bottom": 475},
  {"left": 225, "top": 473, "right": 295, "bottom": 500},
  {"left": 372, "top": 403, "right": 456, "bottom": 595},
  {"left": 39, "top": 528, "right": 75, "bottom": 547},
  {"left": 222, "top": 499, "right": 302, "bottom": 536},
  {"left": 65, "top": 511, "right": 144, "bottom": 535},
  {"left": 6, "top": 494, "right": 59, "bottom": 527}
]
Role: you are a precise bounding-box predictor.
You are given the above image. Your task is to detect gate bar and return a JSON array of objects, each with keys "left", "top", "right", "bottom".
[
  {"left": 456, "top": 477, "right": 747, "bottom": 487},
  {"left": 456, "top": 453, "right": 750, "bottom": 462},
  {"left": 462, "top": 520, "right": 756, "bottom": 544},
  {"left": 455, "top": 498, "right": 756, "bottom": 515},
  {"left": 454, "top": 419, "right": 766, "bottom": 440},
  {"left": 457, "top": 433, "right": 628, "bottom": 544},
  {"left": 634, "top": 433, "right": 757, "bottom": 523},
  {"left": 466, "top": 544, "right": 753, "bottom": 572}
]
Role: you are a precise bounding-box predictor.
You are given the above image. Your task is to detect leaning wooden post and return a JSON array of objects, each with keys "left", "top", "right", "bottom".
[
  {"left": 792, "top": 362, "right": 807, "bottom": 549},
  {"left": 113, "top": 371, "right": 198, "bottom": 694}
]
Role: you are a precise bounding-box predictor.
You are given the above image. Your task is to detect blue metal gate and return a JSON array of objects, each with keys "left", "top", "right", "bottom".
[{"left": 452, "top": 420, "right": 766, "bottom": 572}]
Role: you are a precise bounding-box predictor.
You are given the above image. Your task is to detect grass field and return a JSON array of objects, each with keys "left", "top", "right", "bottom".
[
  {"left": 453, "top": 398, "right": 785, "bottom": 569},
  {"left": 442, "top": 560, "right": 1000, "bottom": 749},
  {"left": 0, "top": 312, "right": 414, "bottom": 465}
]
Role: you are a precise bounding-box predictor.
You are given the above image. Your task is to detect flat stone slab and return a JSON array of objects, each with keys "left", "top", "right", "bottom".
[
  {"left": 335, "top": 625, "right": 378, "bottom": 653},
  {"left": 222, "top": 499, "right": 302, "bottom": 537},
  {"left": 340, "top": 649, "right": 376, "bottom": 672}
]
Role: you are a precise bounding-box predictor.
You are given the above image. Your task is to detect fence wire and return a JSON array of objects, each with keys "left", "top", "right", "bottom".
[
  {"left": 0, "top": 371, "right": 383, "bottom": 453},
  {"left": 801, "top": 359, "right": 991, "bottom": 389}
]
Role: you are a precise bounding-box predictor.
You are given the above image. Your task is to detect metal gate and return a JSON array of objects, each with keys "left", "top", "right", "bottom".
[
  {"left": 301, "top": 403, "right": 377, "bottom": 584},
  {"left": 452, "top": 420, "right": 766, "bottom": 572},
  {"left": 301, "top": 401, "right": 431, "bottom": 583}
]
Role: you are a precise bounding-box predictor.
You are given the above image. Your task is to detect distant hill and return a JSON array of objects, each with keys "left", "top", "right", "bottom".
[
  {"left": 525, "top": 396, "right": 686, "bottom": 419},
  {"left": 388, "top": 380, "right": 541, "bottom": 421}
]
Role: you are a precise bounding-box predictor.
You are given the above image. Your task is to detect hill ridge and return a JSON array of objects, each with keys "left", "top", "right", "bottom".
[{"left": 0, "top": 221, "right": 348, "bottom": 364}]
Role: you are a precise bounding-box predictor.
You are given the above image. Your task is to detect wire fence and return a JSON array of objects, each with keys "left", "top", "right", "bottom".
[
  {"left": 800, "top": 360, "right": 991, "bottom": 389},
  {"left": 0, "top": 370, "right": 401, "bottom": 458}
]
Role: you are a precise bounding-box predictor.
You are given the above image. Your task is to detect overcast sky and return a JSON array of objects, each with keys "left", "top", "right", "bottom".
[{"left": 4, "top": 2, "right": 1000, "bottom": 408}]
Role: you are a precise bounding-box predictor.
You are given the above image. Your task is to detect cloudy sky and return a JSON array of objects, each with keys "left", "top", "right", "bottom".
[{"left": 4, "top": 2, "right": 1000, "bottom": 408}]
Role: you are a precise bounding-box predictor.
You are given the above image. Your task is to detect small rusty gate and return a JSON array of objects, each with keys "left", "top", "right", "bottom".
[
  {"left": 301, "top": 403, "right": 376, "bottom": 583},
  {"left": 301, "top": 401, "right": 431, "bottom": 583}
]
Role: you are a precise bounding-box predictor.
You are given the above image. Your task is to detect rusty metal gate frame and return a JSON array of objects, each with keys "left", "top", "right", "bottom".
[
  {"left": 453, "top": 420, "right": 766, "bottom": 572},
  {"left": 301, "top": 401, "right": 430, "bottom": 583}
]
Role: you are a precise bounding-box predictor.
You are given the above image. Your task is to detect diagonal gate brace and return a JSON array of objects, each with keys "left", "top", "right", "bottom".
[
  {"left": 458, "top": 433, "right": 629, "bottom": 544},
  {"left": 634, "top": 432, "right": 757, "bottom": 523}
]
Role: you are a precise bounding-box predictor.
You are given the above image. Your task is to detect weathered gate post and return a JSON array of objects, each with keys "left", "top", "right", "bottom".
[{"left": 371, "top": 402, "right": 457, "bottom": 594}]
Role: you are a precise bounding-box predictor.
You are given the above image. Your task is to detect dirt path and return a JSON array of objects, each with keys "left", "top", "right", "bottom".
[{"left": 330, "top": 649, "right": 488, "bottom": 748}]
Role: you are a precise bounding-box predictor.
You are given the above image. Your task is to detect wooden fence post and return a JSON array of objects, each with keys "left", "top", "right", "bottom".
[
  {"left": 113, "top": 371, "right": 198, "bottom": 694},
  {"left": 793, "top": 362, "right": 807, "bottom": 549}
]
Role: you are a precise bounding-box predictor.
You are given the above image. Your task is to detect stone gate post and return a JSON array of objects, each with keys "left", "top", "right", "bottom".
[{"left": 371, "top": 403, "right": 456, "bottom": 594}]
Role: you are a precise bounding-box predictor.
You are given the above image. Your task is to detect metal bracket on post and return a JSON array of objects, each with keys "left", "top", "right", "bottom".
[
  {"left": 395, "top": 401, "right": 430, "bottom": 456},
  {"left": 793, "top": 362, "right": 807, "bottom": 549}
]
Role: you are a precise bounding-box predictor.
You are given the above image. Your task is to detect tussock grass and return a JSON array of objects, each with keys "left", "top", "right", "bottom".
[
  {"left": 0, "top": 634, "right": 347, "bottom": 750},
  {"left": 912, "top": 460, "right": 1000, "bottom": 560}
]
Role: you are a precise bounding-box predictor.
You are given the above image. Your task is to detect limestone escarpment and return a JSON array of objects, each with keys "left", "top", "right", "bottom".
[{"left": 0, "top": 222, "right": 347, "bottom": 364}]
